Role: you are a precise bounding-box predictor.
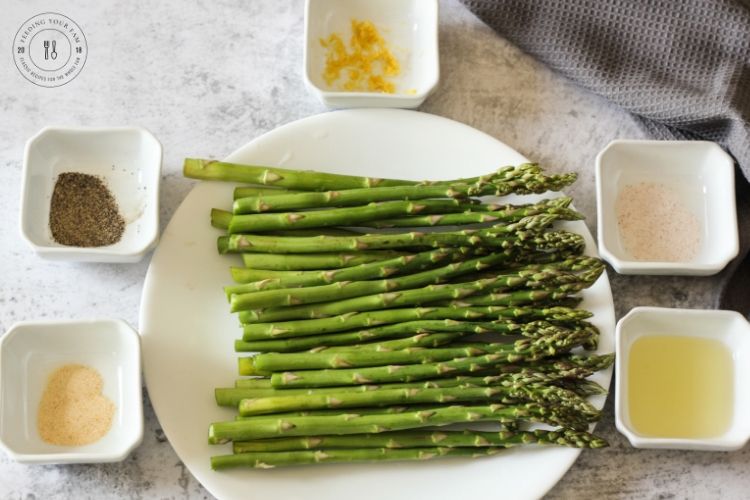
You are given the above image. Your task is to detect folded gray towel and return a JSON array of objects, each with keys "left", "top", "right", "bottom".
[{"left": 462, "top": 0, "right": 750, "bottom": 314}]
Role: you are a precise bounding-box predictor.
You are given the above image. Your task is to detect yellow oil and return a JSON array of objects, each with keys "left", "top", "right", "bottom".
[{"left": 628, "top": 335, "right": 733, "bottom": 438}]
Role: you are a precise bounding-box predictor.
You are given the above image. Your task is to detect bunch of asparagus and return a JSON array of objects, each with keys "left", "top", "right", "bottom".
[{"left": 184, "top": 158, "right": 613, "bottom": 470}]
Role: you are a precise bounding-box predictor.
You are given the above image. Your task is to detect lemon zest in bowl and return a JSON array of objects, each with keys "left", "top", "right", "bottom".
[{"left": 320, "top": 19, "right": 400, "bottom": 94}]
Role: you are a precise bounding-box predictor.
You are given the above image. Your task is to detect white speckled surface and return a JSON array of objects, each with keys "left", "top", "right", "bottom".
[{"left": 1, "top": 1, "right": 748, "bottom": 498}]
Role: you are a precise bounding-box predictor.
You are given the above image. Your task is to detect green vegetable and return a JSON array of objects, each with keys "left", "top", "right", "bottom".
[
  {"left": 218, "top": 227, "right": 584, "bottom": 254},
  {"left": 237, "top": 383, "right": 597, "bottom": 418},
  {"left": 235, "top": 319, "right": 574, "bottom": 352},
  {"left": 210, "top": 446, "right": 501, "bottom": 469},
  {"left": 184, "top": 158, "right": 416, "bottom": 189},
  {"left": 187, "top": 159, "right": 613, "bottom": 471},
  {"left": 230, "top": 252, "right": 568, "bottom": 312},
  {"left": 228, "top": 199, "right": 489, "bottom": 233},
  {"left": 229, "top": 427, "right": 608, "bottom": 453},
  {"left": 263, "top": 330, "right": 593, "bottom": 386},
  {"left": 367, "top": 198, "right": 582, "bottom": 228},
  {"left": 232, "top": 170, "right": 577, "bottom": 213},
  {"left": 240, "top": 250, "right": 409, "bottom": 271},
  {"left": 249, "top": 329, "right": 595, "bottom": 372},
  {"left": 233, "top": 186, "right": 304, "bottom": 200},
  {"left": 207, "top": 402, "right": 588, "bottom": 444},
  {"left": 217, "top": 368, "right": 598, "bottom": 406},
  {"left": 239, "top": 265, "right": 602, "bottom": 323},
  {"left": 240, "top": 305, "right": 593, "bottom": 340},
  {"left": 228, "top": 247, "right": 460, "bottom": 288}
]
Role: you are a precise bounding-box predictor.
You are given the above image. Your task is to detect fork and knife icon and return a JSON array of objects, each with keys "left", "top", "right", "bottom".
[{"left": 43, "top": 40, "right": 58, "bottom": 60}]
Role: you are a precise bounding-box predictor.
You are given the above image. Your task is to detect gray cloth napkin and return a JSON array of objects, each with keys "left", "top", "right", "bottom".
[{"left": 461, "top": 0, "right": 750, "bottom": 314}]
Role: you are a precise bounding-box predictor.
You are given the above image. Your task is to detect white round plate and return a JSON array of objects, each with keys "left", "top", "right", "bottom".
[{"left": 140, "top": 108, "right": 614, "bottom": 500}]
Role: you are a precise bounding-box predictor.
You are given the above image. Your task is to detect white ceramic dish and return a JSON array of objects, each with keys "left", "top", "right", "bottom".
[
  {"left": 0, "top": 319, "right": 143, "bottom": 464},
  {"left": 139, "top": 109, "right": 615, "bottom": 500},
  {"left": 303, "top": 0, "right": 439, "bottom": 108},
  {"left": 20, "top": 126, "right": 162, "bottom": 263},
  {"left": 615, "top": 307, "right": 750, "bottom": 450},
  {"left": 596, "top": 139, "right": 738, "bottom": 275}
]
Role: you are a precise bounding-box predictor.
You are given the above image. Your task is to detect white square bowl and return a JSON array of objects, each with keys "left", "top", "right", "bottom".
[
  {"left": 20, "top": 126, "right": 162, "bottom": 263},
  {"left": 595, "top": 140, "right": 738, "bottom": 275},
  {"left": 615, "top": 307, "right": 750, "bottom": 451},
  {"left": 0, "top": 319, "right": 143, "bottom": 464},
  {"left": 303, "top": 0, "right": 439, "bottom": 108}
]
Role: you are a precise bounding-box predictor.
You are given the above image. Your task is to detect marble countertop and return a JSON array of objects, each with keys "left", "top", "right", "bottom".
[{"left": 1, "top": 0, "right": 747, "bottom": 498}]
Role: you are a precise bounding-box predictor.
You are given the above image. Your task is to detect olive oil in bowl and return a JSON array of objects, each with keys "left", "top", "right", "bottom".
[{"left": 628, "top": 335, "right": 733, "bottom": 439}]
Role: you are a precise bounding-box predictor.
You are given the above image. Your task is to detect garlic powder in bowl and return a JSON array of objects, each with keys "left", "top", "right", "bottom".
[{"left": 0, "top": 319, "right": 142, "bottom": 464}]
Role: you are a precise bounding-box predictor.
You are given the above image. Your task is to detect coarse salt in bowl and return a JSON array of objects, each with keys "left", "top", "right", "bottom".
[{"left": 595, "top": 139, "right": 738, "bottom": 275}]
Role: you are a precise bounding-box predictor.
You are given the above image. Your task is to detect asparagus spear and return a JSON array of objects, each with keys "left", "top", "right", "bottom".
[
  {"left": 236, "top": 331, "right": 461, "bottom": 353},
  {"left": 185, "top": 158, "right": 416, "bottom": 189},
  {"left": 233, "top": 186, "right": 305, "bottom": 199},
  {"left": 262, "top": 353, "right": 605, "bottom": 388},
  {"left": 367, "top": 208, "right": 582, "bottom": 228},
  {"left": 247, "top": 328, "right": 592, "bottom": 373},
  {"left": 211, "top": 208, "right": 232, "bottom": 230},
  {"left": 234, "top": 405, "right": 441, "bottom": 419},
  {"left": 232, "top": 251, "right": 595, "bottom": 293},
  {"left": 556, "top": 378, "right": 608, "bottom": 397},
  {"left": 235, "top": 385, "right": 601, "bottom": 422},
  {"left": 229, "top": 383, "right": 599, "bottom": 418},
  {"left": 228, "top": 267, "right": 294, "bottom": 286},
  {"left": 218, "top": 369, "right": 596, "bottom": 406},
  {"left": 228, "top": 199, "right": 494, "bottom": 233},
  {"left": 226, "top": 364, "right": 607, "bottom": 414},
  {"left": 230, "top": 428, "right": 608, "bottom": 454},
  {"left": 211, "top": 446, "right": 501, "bottom": 469},
  {"left": 219, "top": 386, "right": 412, "bottom": 407},
  {"left": 230, "top": 253, "right": 573, "bottom": 312},
  {"left": 227, "top": 252, "right": 595, "bottom": 296},
  {"left": 208, "top": 402, "right": 586, "bottom": 444},
  {"left": 228, "top": 247, "right": 460, "bottom": 287},
  {"left": 429, "top": 290, "right": 583, "bottom": 308},
  {"left": 230, "top": 247, "right": 477, "bottom": 287},
  {"left": 240, "top": 305, "right": 593, "bottom": 339},
  {"left": 264, "top": 332, "right": 592, "bottom": 386},
  {"left": 309, "top": 332, "right": 460, "bottom": 351},
  {"left": 219, "top": 228, "right": 585, "bottom": 254},
  {"left": 240, "top": 288, "right": 530, "bottom": 324},
  {"left": 240, "top": 269, "right": 601, "bottom": 323},
  {"left": 529, "top": 354, "right": 615, "bottom": 374},
  {"left": 212, "top": 208, "right": 364, "bottom": 236},
  {"left": 238, "top": 382, "right": 598, "bottom": 417},
  {"left": 235, "top": 214, "right": 371, "bottom": 235},
  {"left": 231, "top": 354, "right": 613, "bottom": 387},
  {"left": 237, "top": 319, "right": 570, "bottom": 350},
  {"left": 323, "top": 320, "right": 598, "bottom": 351},
  {"left": 186, "top": 159, "right": 568, "bottom": 190},
  {"left": 232, "top": 171, "right": 577, "bottom": 213},
  {"left": 241, "top": 251, "right": 408, "bottom": 271},
  {"left": 232, "top": 368, "right": 609, "bottom": 408},
  {"left": 232, "top": 378, "right": 269, "bottom": 389},
  {"left": 425, "top": 289, "right": 583, "bottom": 308},
  {"left": 230, "top": 255, "right": 601, "bottom": 309},
  {"left": 365, "top": 198, "right": 581, "bottom": 228}
]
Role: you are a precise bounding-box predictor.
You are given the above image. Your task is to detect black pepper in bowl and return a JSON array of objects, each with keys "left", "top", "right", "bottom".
[{"left": 49, "top": 172, "right": 125, "bottom": 247}]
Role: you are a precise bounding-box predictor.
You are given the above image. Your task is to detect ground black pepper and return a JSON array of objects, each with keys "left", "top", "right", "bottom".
[{"left": 49, "top": 172, "right": 125, "bottom": 247}]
